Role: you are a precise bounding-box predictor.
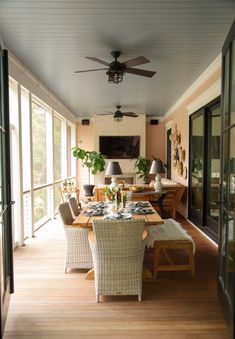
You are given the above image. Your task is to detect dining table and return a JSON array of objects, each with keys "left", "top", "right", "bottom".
[{"left": 72, "top": 201, "right": 163, "bottom": 228}]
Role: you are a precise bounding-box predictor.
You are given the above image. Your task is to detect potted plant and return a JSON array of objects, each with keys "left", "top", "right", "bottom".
[
  {"left": 134, "top": 156, "right": 151, "bottom": 184},
  {"left": 72, "top": 144, "right": 106, "bottom": 196}
]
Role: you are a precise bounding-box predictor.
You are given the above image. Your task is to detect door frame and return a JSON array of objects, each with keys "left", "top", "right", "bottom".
[
  {"left": 205, "top": 100, "right": 221, "bottom": 235},
  {"left": 0, "top": 46, "right": 14, "bottom": 338},
  {"left": 188, "top": 97, "right": 221, "bottom": 243},
  {"left": 218, "top": 19, "right": 235, "bottom": 338},
  {"left": 188, "top": 107, "right": 205, "bottom": 227}
]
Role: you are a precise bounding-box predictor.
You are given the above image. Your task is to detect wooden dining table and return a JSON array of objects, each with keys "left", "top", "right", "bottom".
[{"left": 72, "top": 202, "right": 163, "bottom": 228}]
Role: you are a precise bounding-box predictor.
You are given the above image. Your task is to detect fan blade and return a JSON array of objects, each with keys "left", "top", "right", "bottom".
[
  {"left": 122, "top": 56, "right": 149, "bottom": 69},
  {"left": 105, "top": 111, "right": 114, "bottom": 114},
  {"left": 125, "top": 68, "right": 156, "bottom": 78},
  {"left": 123, "top": 113, "right": 138, "bottom": 117},
  {"left": 98, "top": 113, "right": 113, "bottom": 115},
  {"left": 122, "top": 112, "right": 136, "bottom": 115},
  {"left": 122, "top": 113, "right": 138, "bottom": 118},
  {"left": 85, "top": 57, "right": 109, "bottom": 66},
  {"left": 74, "top": 68, "right": 108, "bottom": 73}
]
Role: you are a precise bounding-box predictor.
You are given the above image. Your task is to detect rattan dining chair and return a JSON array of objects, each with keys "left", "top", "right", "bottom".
[
  {"left": 68, "top": 197, "right": 81, "bottom": 218},
  {"left": 58, "top": 202, "right": 93, "bottom": 272},
  {"left": 88, "top": 219, "right": 147, "bottom": 303}
]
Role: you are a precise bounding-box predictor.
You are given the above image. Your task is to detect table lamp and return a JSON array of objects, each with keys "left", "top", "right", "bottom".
[
  {"left": 105, "top": 161, "right": 123, "bottom": 189},
  {"left": 149, "top": 158, "right": 165, "bottom": 191}
]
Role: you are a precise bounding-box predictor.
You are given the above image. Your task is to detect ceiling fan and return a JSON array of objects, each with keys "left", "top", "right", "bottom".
[
  {"left": 74, "top": 51, "right": 156, "bottom": 84},
  {"left": 100, "top": 105, "right": 138, "bottom": 122}
]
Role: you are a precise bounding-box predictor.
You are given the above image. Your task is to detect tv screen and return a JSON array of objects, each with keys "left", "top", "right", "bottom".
[{"left": 99, "top": 136, "right": 140, "bottom": 159}]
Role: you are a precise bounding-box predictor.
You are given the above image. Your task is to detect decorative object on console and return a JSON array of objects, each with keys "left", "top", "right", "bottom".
[
  {"left": 149, "top": 158, "right": 166, "bottom": 191},
  {"left": 105, "top": 161, "right": 123, "bottom": 189},
  {"left": 72, "top": 143, "right": 106, "bottom": 196}
]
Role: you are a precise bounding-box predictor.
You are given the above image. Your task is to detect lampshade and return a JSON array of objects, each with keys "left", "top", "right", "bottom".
[
  {"left": 149, "top": 159, "right": 165, "bottom": 174},
  {"left": 105, "top": 161, "right": 123, "bottom": 176}
]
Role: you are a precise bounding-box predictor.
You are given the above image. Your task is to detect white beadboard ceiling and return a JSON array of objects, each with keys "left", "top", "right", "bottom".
[{"left": 0, "top": 0, "right": 234, "bottom": 117}]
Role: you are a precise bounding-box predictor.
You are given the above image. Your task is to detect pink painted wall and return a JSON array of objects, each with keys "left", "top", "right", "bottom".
[{"left": 146, "top": 122, "right": 166, "bottom": 162}]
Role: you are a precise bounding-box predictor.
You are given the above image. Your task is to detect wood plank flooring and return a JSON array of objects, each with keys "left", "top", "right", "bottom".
[{"left": 4, "top": 215, "right": 230, "bottom": 339}]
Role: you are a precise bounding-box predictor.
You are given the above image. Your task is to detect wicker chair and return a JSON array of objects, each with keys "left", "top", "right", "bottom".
[
  {"left": 58, "top": 202, "right": 93, "bottom": 272},
  {"left": 68, "top": 197, "right": 81, "bottom": 218},
  {"left": 88, "top": 219, "right": 147, "bottom": 302}
]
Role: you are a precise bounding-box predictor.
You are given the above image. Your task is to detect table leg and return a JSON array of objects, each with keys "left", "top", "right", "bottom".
[{"left": 85, "top": 268, "right": 94, "bottom": 280}]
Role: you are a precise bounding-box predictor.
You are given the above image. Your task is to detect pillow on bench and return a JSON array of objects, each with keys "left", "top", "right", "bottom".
[{"left": 146, "top": 218, "right": 195, "bottom": 253}]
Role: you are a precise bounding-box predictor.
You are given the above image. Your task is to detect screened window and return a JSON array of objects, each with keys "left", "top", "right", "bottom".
[
  {"left": 54, "top": 116, "right": 62, "bottom": 181},
  {"left": 32, "top": 101, "right": 47, "bottom": 186}
]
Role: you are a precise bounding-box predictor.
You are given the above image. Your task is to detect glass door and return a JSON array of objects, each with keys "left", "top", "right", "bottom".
[
  {"left": 206, "top": 103, "right": 221, "bottom": 236},
  {"left": 0, "top": 46, "right": 14, "bottom": 337},
  {"left": 188, "top": 99, "right": 221, "bottom": 242},
  {"left": 218, "top": 20, "right": 235, "bottom": 338},
  {"left": 189, "top": 110, "right": 204, "bottom": 226}
]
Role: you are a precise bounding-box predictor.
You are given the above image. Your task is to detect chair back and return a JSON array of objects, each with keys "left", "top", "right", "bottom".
[
  {"left": 92, "top": 219, "right": 145, "bottom": 257},
  {"left": 68, "top": 197, "right": 80, "bottom": 218},
  {"left": 58, "top": 202, "right": 74, "bottom": 225}
]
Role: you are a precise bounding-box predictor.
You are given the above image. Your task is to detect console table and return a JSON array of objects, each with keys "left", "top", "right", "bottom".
[{"left": 94, "top": 182, "right": 185, "bottom": 219}]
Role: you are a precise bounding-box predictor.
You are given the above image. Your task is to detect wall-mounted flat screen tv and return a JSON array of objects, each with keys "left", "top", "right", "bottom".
[{"left": 99, "top": 136, "right": 140, "bottom": 159}]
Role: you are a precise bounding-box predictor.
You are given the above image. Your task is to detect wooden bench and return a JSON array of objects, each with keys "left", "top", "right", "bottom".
[{"left": 146, "top": 219, "right": 195, "bottom": 280}]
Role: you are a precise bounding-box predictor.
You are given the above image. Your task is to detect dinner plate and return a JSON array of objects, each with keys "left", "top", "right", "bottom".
[
  {"left": 104, "top": 213, "right": 132, "bottom": 220},
  {"left": 131, "top": 208, "right": 155, "bottom": 215},
  {"left": 120, "top": 213, "right": 132, "bottom": 219}
]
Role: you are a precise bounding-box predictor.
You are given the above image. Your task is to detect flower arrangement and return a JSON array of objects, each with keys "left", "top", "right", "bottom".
[{"left": 103, "top": 187, "right": 127, "bottom": 209}]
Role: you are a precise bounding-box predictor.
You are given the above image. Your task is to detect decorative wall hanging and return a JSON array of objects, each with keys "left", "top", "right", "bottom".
[{"left": 169, "top": 124, "right": 187, "bottom": 179}]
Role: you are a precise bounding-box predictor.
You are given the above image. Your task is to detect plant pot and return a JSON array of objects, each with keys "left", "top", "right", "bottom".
[{"left": 83, "top": 184, "right": 95, "bottom": 197}]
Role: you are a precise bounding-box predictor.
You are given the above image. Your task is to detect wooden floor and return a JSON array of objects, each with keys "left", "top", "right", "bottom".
[{"left": 4, "top": 215, "right": 230, "bottom": 339}]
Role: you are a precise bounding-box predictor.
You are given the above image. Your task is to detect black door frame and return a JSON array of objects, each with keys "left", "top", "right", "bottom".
[
  {"left": 0, "top": 46, "right": 14, "bottom": 338},
  {"left": 188, "top": 97, "right": 221, "bottom": 243},
  {"left": 218, "top": 19, "right": 235, "bottom": 338},
  {"left": 205, "top": 101, "right": 221, "bottom": 234},
  {"left": 188, "top": 108, "right": 205, "bottom": 227}
]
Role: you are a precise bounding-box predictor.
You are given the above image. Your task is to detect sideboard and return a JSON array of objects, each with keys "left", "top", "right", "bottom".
[{"left": 94, "top": 179, "right": 185, "bottom": 219}]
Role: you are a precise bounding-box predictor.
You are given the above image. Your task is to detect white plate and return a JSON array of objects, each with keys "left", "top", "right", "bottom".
[
  {"left": 104, "top": 213, "right": 132, "bottom": 220},
  {"left": 121, "top": 213, "right": 132, "bottom": 219}
]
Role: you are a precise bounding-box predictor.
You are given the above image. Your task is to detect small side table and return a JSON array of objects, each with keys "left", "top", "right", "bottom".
[{"left": 60, "top": 187, "right": 80, "bottom": 203}]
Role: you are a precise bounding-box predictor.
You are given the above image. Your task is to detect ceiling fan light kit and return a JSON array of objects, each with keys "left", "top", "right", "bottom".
[
  {"left": 101, "top": 105, "right": 138, "bottom": 122},
  {"left": 106, "top": 51, "right": 124, "bottom": 84}
]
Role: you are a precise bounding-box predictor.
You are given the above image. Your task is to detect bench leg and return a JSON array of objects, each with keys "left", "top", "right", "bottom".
[
  {"left": 188, "top": 248, "right": 195, "bottom": 278},
  {"left": 172, "top": 207, "right": 177, "bottom": 219}
]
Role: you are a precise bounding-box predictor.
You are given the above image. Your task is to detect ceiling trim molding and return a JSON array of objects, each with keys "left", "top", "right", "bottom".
[
  {"left": 186, "top": 79, "right": 221, "bottom": 115},
  {"left": 164, "top": 54, "right": 221, "bottom": 119},
  {"left": 8, "top": 50, "right": 77, "bottom": 124},
  {"left": 165, "top": 120, "right": 173, "bottom": 130}
]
